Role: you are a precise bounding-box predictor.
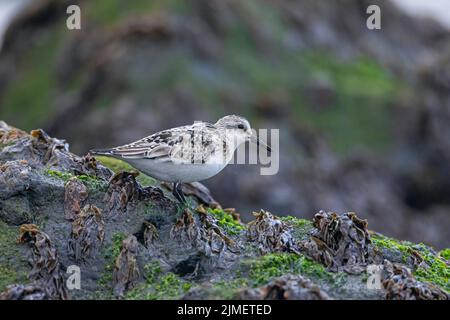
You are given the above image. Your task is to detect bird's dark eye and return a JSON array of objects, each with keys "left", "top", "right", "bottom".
[{"left": 237, "top": 124, "right": 245, "bottom": 130}]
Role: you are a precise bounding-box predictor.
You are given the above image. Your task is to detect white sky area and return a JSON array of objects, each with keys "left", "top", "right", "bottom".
[
  {"left": 0, "top": 0, "right": 449, "bottom": 50},
  {"left": 392, "top": 0, "right": 450, "bottom": 28}
]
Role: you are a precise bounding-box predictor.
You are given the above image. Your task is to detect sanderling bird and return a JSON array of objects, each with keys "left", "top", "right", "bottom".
[{"left": 90, "top": 115, "right": 270, "bottom": 203}]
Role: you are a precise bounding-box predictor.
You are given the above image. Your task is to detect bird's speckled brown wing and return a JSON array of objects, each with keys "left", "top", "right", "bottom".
[{"left": 105, "top": 122, "right": 224, "bottom": 164}]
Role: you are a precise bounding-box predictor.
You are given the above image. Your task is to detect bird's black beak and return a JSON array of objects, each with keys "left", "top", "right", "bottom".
[{"left": 250, "top": 134, "right": 271, "bottom": 153}]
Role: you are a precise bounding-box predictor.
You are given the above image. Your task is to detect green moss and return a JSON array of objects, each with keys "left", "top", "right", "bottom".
[
  {"left": 98, "top": 232, "right": 128, "bottom": 287},
  {"left": 371, "top": 234, "right": 414, "bottom": 262},
  {"left": 413, "top": 244, "right": 450, "bottom": 292},
  {"left": 244, "top": 253, "right": 337, "bottom": 287},
  {"left": 142, "top": 260, "right": 162, "bottom": 283},
  {"left": 209, "top": 278, "right": 249, "bottom": 299},
  {"left": 45, "top": 169, "right": 74, "bottom": 182},
  {"left": 149, "top": 273, "right": 192, "bottom": 300},
  {"left": 44, "top": 169, "right": 108, "bottom": 192},
  {"left": 95, "top": 156, "right": 156, "bottom": 187},
  {"left": 207, "top": 208, "right": 246, "bottom": 236},
  {"left": 125, "top": 259, "right": 192, "bottom": 300},
  {"left": 0, "top": 221, "right": 28, "bottom": 291},
  {"left": 126, "top": 272, "right": 192, "bottom": 300},
  {"left": 372, "top": 235, "right": 449, "bottom": 292},
  {"left": 439, "top": 249, "right": 450, "bottom": 261},
  {"left": 280, "top": 216, "right": 313, "bottom": 241}
]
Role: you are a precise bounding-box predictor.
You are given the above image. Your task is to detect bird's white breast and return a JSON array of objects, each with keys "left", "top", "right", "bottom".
[{"left": 124, "top": 158, "right": 229, "bottom": 183}]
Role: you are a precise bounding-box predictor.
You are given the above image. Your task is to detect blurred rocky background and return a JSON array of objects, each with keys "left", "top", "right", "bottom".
[{"left": 0, "top": 0, "right": 449, "bottom": 248}]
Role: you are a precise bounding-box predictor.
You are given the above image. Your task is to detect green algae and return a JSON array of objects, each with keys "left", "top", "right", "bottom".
[
  {"left": 208, "top": 278, "right": 249, "bottom": 299},
  {"left": 0, "top": 221, "right": 28, "bottom": 291},
  {"left": 413, "top": 244, "right": 450, "bottom": 292},
  {"left": 280, "top": 215, "right": 313, "bottom": 241},
  {"left": 125, "top": 260, "right": 192, "bottom": 300},
  {"left": 207, "top": 208, "right": 246, "bottom": 236},
  {"left": 98, "top": 232, "right": 128, "bottom": 288},
  {"left": 95, "top": 156, "right": 156, "bottom": 187},
  {"left": 44, "top": 169, "right": 108, "bottom": 192},
  {"left": 439, "top": 249, "right": 450, "bottom": 261},
  {"left": 244, "top": 253, "right": 336, "bottom": 287},
  {"left": 372, "top": 235, "right": 450, "bottom": 292}
]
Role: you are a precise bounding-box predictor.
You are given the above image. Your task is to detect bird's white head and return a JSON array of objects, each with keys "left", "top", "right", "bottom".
[
  {"left": 215, "top": 115, "right": 271, "bottom": 152},
  {"left": 215, "top": 115, "right": 252, "bottom": 145}
]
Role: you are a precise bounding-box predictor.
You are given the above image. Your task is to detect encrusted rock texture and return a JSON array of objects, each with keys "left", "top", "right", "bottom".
[{"left": 0, "top": 122, "right": 448, "bottom": 300}]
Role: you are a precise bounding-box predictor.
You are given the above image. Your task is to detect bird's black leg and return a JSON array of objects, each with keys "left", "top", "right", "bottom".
[
  {"left": 176, "top": 182, "right": 187, "bottom": 203},
  {"left": 172, "top": 182, "right": 186, "bottom": 204}
]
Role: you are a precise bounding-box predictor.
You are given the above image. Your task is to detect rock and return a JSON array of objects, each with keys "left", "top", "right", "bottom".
[
  {"left": 0, "top": 123, "right": 447, "bottom": 300},
  {"left": 0, "top": 283, "right": 50, "bottom": 300}
]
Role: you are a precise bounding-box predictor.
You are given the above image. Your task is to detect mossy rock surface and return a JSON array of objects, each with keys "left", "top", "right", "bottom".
[{"left": 0, "top": 123, "right": 448, "bottom": 300}]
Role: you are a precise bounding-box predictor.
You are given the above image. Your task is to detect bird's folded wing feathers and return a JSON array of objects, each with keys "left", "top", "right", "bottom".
[
  {"left": 111, "top": 140, "right": 172, "bottom": 160},
  {"left": 107, "top": 124, "right": 220, "bottom": 164}
]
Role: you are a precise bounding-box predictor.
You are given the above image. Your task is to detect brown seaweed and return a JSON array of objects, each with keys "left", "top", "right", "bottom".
[
  {"left": 246, "top": 210, "right": 299, "bottom": 254},
  {"left": 113, "top": 235, "right": 141, "bottom": 297},
  {"left": 68, "top": 204, "right": 105, "bottom": 262},
  {"left": 104, "top": 171, "right": 141, "bottom": 215},
  {"left": 170, "top": 208, "right": 239, "bottom": 268},
  {"left": 64, "top": 177, "right": 88, "bottom": 221},
  {"left": 143, "top": 221, "right": 159, "bottom": 248},
  {"left": 382, "top": 260, "right": 448, "bottom": 300},
  {"left": 300, "top": 211, "right": 372, "bottom": 274},
  {"left": 17, "top": 224, "right": 68, "bottom": 300}
]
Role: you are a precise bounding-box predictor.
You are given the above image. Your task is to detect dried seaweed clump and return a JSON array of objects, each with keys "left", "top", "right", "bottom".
[
  {"left": 382, "top": 260, "right": 448, "bottom": 300},
  {"left": 18, "top": 224, "right": 68, "bottom": 300},
  {"left": 0, "top": 121, "right": 28, "bottom": 145},
  {"left": 30, "top": 129, "right": 70, "bottom": 166},
  {"left": 246, "top": 210, "right": 298, "bottom": 254},
  {"left": 143, "top": 221, "right": 159, "bottom": 248},
  {"left": 113, "top": 235, "right": 141, "bottom": 297},
  {"left": 0, "top": 122, "right": 112, "bottom": 179},
  {"left": 64, "top": 178, "right": 88, "bottom": 220},
  {"left": 69, "top": 204, "right": 105, "bottom": 262},
  {"left": 237, "top": 275, "right": 330, "bottom": 300},
  {"left": 75, "top": 154, "right": 112, "bottom": 181},
  {"left": 170, "top": 208, "right": 239, "bottom": 269},
  {"left": 104, "top": 171, "right": 141, "bottom": 215},
  {"left": 301, "top": 211, "right": 371, "bottom": 274},
  {"left": 0, "top": 283, "right": 49, "bottom": 300}
]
